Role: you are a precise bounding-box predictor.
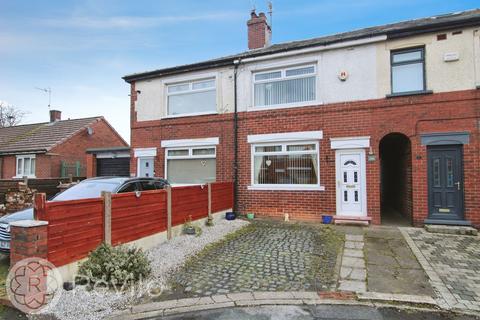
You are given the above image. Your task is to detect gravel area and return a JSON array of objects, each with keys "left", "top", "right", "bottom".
[{"left": 34, "top": 218, "right": 249, "bottom": 320}]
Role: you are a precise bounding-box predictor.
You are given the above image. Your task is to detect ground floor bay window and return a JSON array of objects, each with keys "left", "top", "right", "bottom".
[{"left": 248, "top": 131, "right": 324, "bottom": 191}]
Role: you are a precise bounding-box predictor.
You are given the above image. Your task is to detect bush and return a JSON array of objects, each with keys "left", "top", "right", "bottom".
[{"left": 77, "top": 243, "right": 151, "bottom": 288}]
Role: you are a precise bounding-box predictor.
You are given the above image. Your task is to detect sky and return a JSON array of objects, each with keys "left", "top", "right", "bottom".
[{"left": 1, "top": 0, "right": 478, "bottom": 142}]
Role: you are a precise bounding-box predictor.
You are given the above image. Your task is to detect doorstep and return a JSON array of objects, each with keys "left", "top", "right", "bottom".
[
  {"left": 424, "top": 224, "right": 478, "bottom": 236},
  {"left": 333, "top": 216, "right": 371, "bottom": 226}
]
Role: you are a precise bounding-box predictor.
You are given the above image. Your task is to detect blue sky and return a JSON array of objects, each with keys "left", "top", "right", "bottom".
[{"left": 1, "top": 0, "right": 478, "bottom": 141}]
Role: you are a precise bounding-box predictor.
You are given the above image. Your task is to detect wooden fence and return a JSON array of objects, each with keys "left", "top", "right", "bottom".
[{"left": 34, "top": 182, "right": 233, "bottom": 267}]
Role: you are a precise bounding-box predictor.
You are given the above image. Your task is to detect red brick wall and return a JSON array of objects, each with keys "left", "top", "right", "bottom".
[
  {"left": 130, "top": 88, "right": 480, "bottom": 228},
  {"left": 0, "top": 156, "right": 16, "bottom": 179},
  {"left": 0, "top": 119, "right": 127, "bottom": 179},
  {"left": 47, "top": 119, "right": 128, "bottom": 178}
]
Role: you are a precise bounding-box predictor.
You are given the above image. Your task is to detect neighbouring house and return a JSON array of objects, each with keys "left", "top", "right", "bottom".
[
  {"left": 0, "top": 110, "right": 128, "bottom": 179},
  {"left": 124, "top": 9, "right": 480, "bottom": 228}
]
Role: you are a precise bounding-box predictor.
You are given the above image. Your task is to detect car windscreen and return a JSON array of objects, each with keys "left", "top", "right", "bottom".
[{"left": 52, "top": 182, "right": 121, "bottom": 201}]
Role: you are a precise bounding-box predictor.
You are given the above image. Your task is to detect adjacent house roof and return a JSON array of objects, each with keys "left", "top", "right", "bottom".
[
  {"left": 123, "top": 8, "right": 480, "bottom": 82},
  {"left": 0, "top": 117, "right": 103, "bottom": 155}
]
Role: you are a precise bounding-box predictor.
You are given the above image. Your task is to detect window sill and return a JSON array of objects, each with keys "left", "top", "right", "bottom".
[
  {"left": 162, "top": 111, "right": 218, "bottom": 119},
  {"left": 248, "top": 185, "right": 325, "bottom": 191},
  {"left": 13, "top": 175, "right": 36, "bottom": 179},
  {"left": 386, "top": 90, "right": 433, "bottom": 98}
]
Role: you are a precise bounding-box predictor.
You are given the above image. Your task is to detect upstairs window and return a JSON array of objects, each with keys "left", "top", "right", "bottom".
[
  {"left": 167, "top": 78, "right": 216, "bottom": 116},
  {"left": 16, "top": 155, "right": 36, "bottom": 178},
  {"left": 391, "top": 47, "right": 425, "bottom": 94},
  {"left": 253, "top": 65, "right": 316, "bottom": 107}
]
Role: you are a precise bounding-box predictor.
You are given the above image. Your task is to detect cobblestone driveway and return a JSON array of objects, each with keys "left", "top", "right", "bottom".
[
  {"left": 165, "top": 221, "right": 342, "bottom": 299},
  {"left": 402, "top": 228, "right": 480, "bottom": 312}
]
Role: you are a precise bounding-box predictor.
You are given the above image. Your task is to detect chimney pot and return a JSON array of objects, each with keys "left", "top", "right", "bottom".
[
  {"left": 49, "top": 110, "right": 61, "bottom": 122},
  {"left": 247, "top": 11, "right": 271, "bottom": 50}
]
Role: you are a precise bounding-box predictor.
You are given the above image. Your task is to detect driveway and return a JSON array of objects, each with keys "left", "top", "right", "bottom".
[
  {"left": 402, "top": 228, "right": 480, "bottom": 312},
  {"left": 162, "top": 220, "right": 343, "bottom": 300},
  {"left": 364, "top": 227, "right": 434, "bottom": 295}
]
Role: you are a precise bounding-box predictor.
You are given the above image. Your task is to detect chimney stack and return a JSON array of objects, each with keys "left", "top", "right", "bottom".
[
  {"left": 49, "top": 110, "right": 61, "bottom": 122},
  {"left": 247, "top": 10, "right": 271, "bottom": 50}
]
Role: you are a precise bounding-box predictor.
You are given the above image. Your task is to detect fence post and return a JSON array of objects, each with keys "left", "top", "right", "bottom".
[
  {"left": 22, "top": 176, "right": 28, "bottom": 186},
  {"left": 102, "top": 191, "right": 112, "bottom": 245},
  {"left": 68, "top": 173, "right": 73, "bottom": 183},
  {"left": 167, "top": 186, "right": 172, "bottom": 240},
  {"left": 207, "top": 183, "right": 212, "bottom": 218},
  {"left": 33, "top": 193, "right": 46, "bottom": 220}
]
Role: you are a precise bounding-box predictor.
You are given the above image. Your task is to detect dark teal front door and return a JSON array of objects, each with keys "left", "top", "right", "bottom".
[{"left": 427, "top": 145, "right": 464, "bottom": 221}]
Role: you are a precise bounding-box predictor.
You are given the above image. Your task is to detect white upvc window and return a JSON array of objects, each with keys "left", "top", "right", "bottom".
[
  {"left": 253, "top": 65, "right": 316, "bottom": 108},
  {"left": 166, "top": 78, "right": 216, "bottom": 116},
  {"left": 15, "top": 154, "right": 36, "bottom": 178},
  {"left": 250, "top": 141, "right": 321, "bottom": 190},
  {"left": 165, "top": 146, "right": 216, "bottom": 185}
]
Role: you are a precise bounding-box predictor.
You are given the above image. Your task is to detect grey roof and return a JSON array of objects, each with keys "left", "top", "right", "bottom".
[
  {"left": 123, "top": 8, "right": 480, "bottom": 82},
  {"left": 0, "top": 117, "right": 102, "bottom": 154}
]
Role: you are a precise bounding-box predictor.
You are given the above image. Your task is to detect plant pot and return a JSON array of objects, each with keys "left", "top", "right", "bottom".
[
  {"left": 321, "top": 215, "right": 333, "bottom": 224},
  {"left": 225, "top": 212, "right": 236, "bottom": 221},
  {"left": 184, "top": 226, "right": 196, "bottom": 235},
  {"left": 246, "top": 213, "right": 255, "bottom": 220}
]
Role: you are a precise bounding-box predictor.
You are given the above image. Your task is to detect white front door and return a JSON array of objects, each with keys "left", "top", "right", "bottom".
[
  {"left": 336, "top": 149, "right": 367, "bottom": 217},
  {"left": 138, "top": 157, "right": 154, "bottom": 177}
]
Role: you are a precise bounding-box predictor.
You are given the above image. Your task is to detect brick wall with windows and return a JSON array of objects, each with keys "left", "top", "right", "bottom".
[
  {"left": 130, "top": 86, "right": 480, "bottom": 228},
  {"left": 0, "top": 119, "right": 127, "bottom": 179}
]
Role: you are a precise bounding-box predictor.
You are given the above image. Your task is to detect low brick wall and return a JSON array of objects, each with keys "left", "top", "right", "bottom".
[{"left": 10, "top": 220, "right": 48, "bottom": 266}]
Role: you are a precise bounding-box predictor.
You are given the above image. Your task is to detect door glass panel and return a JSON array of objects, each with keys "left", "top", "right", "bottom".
[
  {"left": 446, "top": 158, "right": 454, "bottom": 187},
  {"left": 354, "top": 191, "right": 359, "bottom": 202},
  {"left": 344, "top": 160, "right": 357, "bottom": 166},
  {"left": 354, "top": 172, "right": 358, "bottom": 183},
  {"left": 344, "top": 190, "right": 348, "bottom": 202},
  {"left": 433, "top": 158, "right": 441, "bottom": 187},
  {"left": 343, "top": 172, "right": 347, "bottom": 183}
]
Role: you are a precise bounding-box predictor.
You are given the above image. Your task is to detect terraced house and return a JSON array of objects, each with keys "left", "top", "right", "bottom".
[{"left": 124, "top": 9, "right": 480, "bottom": 228}]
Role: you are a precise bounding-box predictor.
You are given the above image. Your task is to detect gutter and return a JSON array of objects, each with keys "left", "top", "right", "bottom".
[{"left": 0, "top": 150, "right": 47, "bottom": 156}]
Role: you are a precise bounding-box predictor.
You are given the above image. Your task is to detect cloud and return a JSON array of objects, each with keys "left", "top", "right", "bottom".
[{"left": 39, "top": 12, "right": 243, "bottom": 29}]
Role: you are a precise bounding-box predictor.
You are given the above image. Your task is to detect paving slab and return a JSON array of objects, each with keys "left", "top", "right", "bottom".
[{"left": 338, "top": 280, "right": 367, "bottom": 292}]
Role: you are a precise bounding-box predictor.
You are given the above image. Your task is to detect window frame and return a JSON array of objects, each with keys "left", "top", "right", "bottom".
[
  {"left": 249, "top": 140, "right": 323, "bottom": 191},
  {"left": 252, "top": 64, "right": 317, "bottom": 109},
  {"left": 165, "top": 77, "right": 217, "bottom": 118},
  {"left": 14, "top": 154, "right": 36, "bottom": 178},
  {"left": 390, "top": 46, "right": 427, "bottom": 95},
  {"left": 164, "top": 145, "right": 216, "bottom": 185}
]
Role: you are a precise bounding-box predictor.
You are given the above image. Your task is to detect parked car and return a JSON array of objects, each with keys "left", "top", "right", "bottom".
[{"left": 0, "top": 177, "right": 169, "bottom": 253}]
